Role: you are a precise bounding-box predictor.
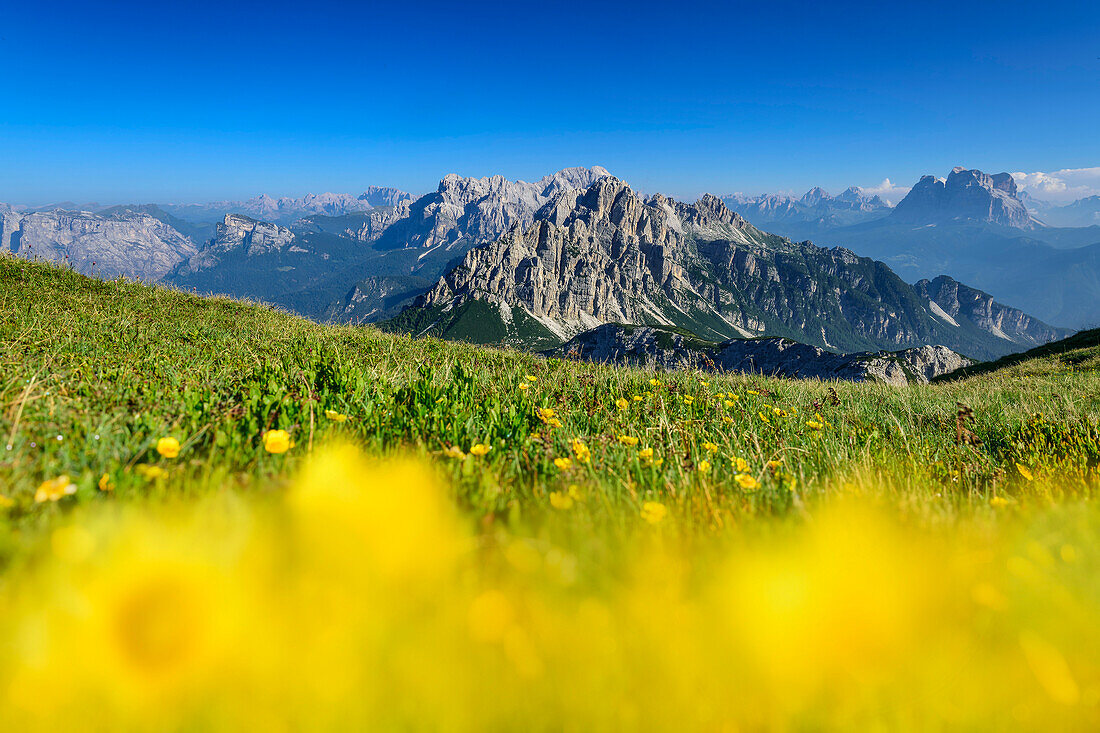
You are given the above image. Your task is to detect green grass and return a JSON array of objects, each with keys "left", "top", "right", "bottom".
[{"left": 3, "top": 252, "right": 1098, "bottom": 541}]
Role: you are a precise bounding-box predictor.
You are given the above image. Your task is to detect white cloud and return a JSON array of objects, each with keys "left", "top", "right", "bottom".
[
  {"left": 1011, "top": 167, "right": 1100, "bottom": 205},
  {"left": 859, "top": 178, "right": 910, "bottom": 207}
]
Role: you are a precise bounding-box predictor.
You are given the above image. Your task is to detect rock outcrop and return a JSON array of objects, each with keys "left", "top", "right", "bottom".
[
  {"left": 891, "top": 167, "right": 1035, "bottom": 228},
  {"left": 396, "top": 177, "right": 1064, "bottom": 360},
  {"left": 545, "top": 324, "right": 972, "bottom": 385},
  {"left": 0, "top": 209, "right": 197, "bottom": 280},
  {"left": 172, "top": 214, "right": 296, "bottom": 276},
  {"left": 915, "top": 275, "right": 1067, "bottom": 347},
  {"left": 358, "top": 186, "right": 414, "bottom": 208}
]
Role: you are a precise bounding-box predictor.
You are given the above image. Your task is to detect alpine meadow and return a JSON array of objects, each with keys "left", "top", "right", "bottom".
[{"left": 4, "top": 1, "right": 1100, "bottom": 729}]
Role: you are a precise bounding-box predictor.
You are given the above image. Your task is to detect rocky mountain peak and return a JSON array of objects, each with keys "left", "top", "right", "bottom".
[
  {"left": 892, "top": 167, "right": 1033, "bottom": 228},
  {"left": 800, "top": 187, "right": 831, "bottom": 206}
]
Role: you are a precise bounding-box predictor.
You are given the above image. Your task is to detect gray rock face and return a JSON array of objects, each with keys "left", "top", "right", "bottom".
[
  {"left": 409, "top": 177, "right": 1063, "bottom": 359},
  {"left": 0, "top": 209, "right": 197, "bottom": 280},
  {"left": 174, "top": 214, "right": 296, "bottom": 275},
  {"left": 545, "top": 324, "right": 972, "bottom": 385},
  {"left": 161, "top": 191, "right": 408, "bottom": 224},
  {"left": 358, "top": 186, "right": 414, "bottom": 208},
  {"left": 891, "top": 167, "right": 1035, "bottom": 228},
  {"left": 914, "top": 275, "right": 1064, "bottom": 347}
]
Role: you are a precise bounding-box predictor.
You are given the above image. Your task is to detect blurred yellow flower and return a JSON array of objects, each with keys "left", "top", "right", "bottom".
[
  {"left": 135, "top": 464, "right": 167, "bottom": 480},
  {"left": 767, "top": 460, "right": 782, "bottom": 470},
  {"left": 0, "top": 494, "right": 12, "bottom": 509},
  {"left": 747, "top": 389, "right": 759, "bottom": 395},
  {"left": 525, "top": 374, "right": 538, "bottom": 382},
  {"left": 649, "top": 378, "right": 660, "bottom": 387},
  {"left": 571, "top": 439, "right": 591, "bottom": 464},
  {"left": 518, "top": 383, "right": 530, "bottom": 391},
  {"left": 702, "top": 441, "right": 718, "bottom": 453},
  {"left": 35, "top": 475, "right": 77, "bottom": 503},
  {"left": 806, "top": 420, "right": 824, "bottom": 430},
  {"left": 698, "top": 460, "right": 711, "bottom": 473},
  {"left": 615, "top": 397, "right": 629, "bottom": 410},
  {"left": 640, "top": 501, "right": 667, "bottom": 524},
  {"left": 470, "top": 443, "right": 492, "bottom": 457},
  {"left": 263, "top": 430, "right": 293, "bottom": 454},
  {"left": 990, "top": 496, "right": 1010, "bottom": 508},
  {"left": 637, "top": 447, "right": 654, "bottom": 460},
  {"left": 35, "top": 473, "right": 77, "bottom": 501},
  {"left": 325, "top": 409, "right": 349, "bottom": 422},
  {"left": 443, "top": 445, "right": 467, "bottom": 460},
  {"left": 733, "top": 457, "right": 750, "bottom": 472},
  {"left": 682, "top": 395, "right": 695, "bottom": 405},
  {"left": 1016, "top": 463, "right": 1034, "bottom": 481},
  {"left": 618, "top": 435, "right": 639, "bottom": 447},
  {"left": 632, "top": 395, "right": 644, "bottom": 402},
  {"left": 156, "top": 437, "right": 180, "bottom": 458},
  {"left": 554, "top": 457, "right": 573, "bottom": 470},
  {"left": 758, "top": 412, "right": 770, "bottom": 424},
  {"left": 549, "top": 490, "right": 574, "bottom": 510},
  {"left": 98, "top": 472, "right": 114, "bottom": 492},
  {"left": 735, "top": 473, "right": 760, "bottom": 490},
  {"left": 699, "top": 380, "right": 710, "bottom": 387}
]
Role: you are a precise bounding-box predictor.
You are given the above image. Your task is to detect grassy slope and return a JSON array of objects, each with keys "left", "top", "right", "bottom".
[
  {"left": 3, "top": 254, "right": 1098, "bottom": 535},
  {"left": 935, "top": 328, "right": 1100, "bottom": 381}
]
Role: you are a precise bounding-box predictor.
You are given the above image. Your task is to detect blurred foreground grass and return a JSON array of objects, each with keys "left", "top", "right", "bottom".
[{"left": 1, "top": 254, "right": 1099, "bottom": 729}]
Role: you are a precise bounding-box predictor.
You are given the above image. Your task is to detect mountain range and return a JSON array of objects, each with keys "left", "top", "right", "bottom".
[{"left": 2, "top": 163, "right": 1094, "bottom": 378}]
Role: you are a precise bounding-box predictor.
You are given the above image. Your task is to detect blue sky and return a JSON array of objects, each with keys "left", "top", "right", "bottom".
[{"left": 2, "top": 0, "right": 1098, "bottom": 205}]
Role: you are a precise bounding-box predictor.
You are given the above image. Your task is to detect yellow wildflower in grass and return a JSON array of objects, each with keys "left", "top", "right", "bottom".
[
  {"left": 806, "top": 420, "right": 824, "bottom": 430},
  {"left": 747, "top": 389, "right": 759, "bottom": 395},
  {"left": 682, "top": 395, "right": 695, "bottom": 405},
  {"left": 640, "top": 501, "right": 667, "bottom": 524},
  {"left": 990, "top": 496, "right": 1010, "bottom": 508},
  {"left": 549, "top": 490, "right": 574, "bottom": 510},
  {"left": 700, "top": 380, "right": 710, "bottom": 387},
  {"left": 637, "top": 447, "right": 654, "bottom": 460},
  {"left": 325, "top": 409, "right": 349, "bottom": 422},
  {"left": 735, "top": 473, "right": 760, "bottom": 490},
  {"left": 135, "top": 464, "right": 167, "bottom": 480},
  {"left": 724, "top": 400, "right": 737, "bottom": 408},
  {"left": 538, "top": 407, "right": 563, "bottom": 427},
  {"left": 525, "top": 374, "right": 538, "bottom": 382},
  {"left": 470, "top": 443, "right": 492, "bottom": 457},
  {"left": 618, "top": 435, "right": 639, "bottom": 447},
  {"left": 722, "top": 415, "right": 734, "bottom": 424},
  {"left": 632, "top": 395, "right": 644, "bottom": 402},
  {"left": 156, "top": 436, "right": 180, "bottom": 458},
  {"left": 443, "top": 445, "right": 467, "bottom": 460},
  {"left": 35, "top": 475, "right": 77, "bottom": 503},
  {"left": 263, "top": 430, "right": 293, "bottom": 454},
  {"left": 554, "top": 457, "right": 573, "bottom": 470},
  {"left": 649, "top": 378, "right": 660, "bottom": 387},
  {"left": 733, "top": 457, "right": 750, "bottom": 472},
  {"left": 1016, "top": 463, "right": 1034, "bottom": 481},
  {"left": 615, "top": 397, "right": 629, "bottom": 411},
  {"left": 758, "top": 412, "right": 770, "bottom": 424},
  {"left": 98, "top": 473, "right": 114, "bottom": 492},
  {"left": 698, "top": 460, "right": 712, "bottom": 474},
  {"left": 767, "top": 460, "right": 782, "bottom": 470},
  {"left": 570, "top": 439, "right": 591, "bottom": 464},
  {"left": 518, "top": 382, "right": 530, "bottom": 391},
  {"left": 0, "top": 494, "right": 12, "bottom": 509},
  {"left": 702, "top": 441, "right": 718, "bottom": 453}
]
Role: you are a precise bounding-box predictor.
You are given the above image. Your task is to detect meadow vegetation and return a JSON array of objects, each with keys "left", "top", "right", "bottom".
[{"left": 1, "top": 253, "right": 1099, "bottom": 729}]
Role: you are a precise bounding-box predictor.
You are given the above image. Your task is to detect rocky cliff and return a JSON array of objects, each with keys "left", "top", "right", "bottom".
[
  {"left": 0, "top": 209, "right": 197, "bottom": 280},
  {"left": 891, "top": 167, "right": 1035, "bottom": 228},
  {"left": 545, "top": 324, "right": 971, "bottom": 385},
  {"left": 914, "top": 275, "right": 1066, "bottom": 347},
  {"left": 392, "top": 177, "right": 1063, "bottom": 360},
  {"left": 174, "top": 214, "right": 297, "bottom": 277}
]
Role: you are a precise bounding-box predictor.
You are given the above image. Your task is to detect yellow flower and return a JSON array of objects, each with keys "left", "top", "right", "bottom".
[
  {"left": 570, "top": 439, "right": 591, "bottom": 464},
  {"left": 549, "top": 490, "right": 574, "bottom": 510},
  {"left": 35, "top": 475, "right": 77, "bottom": 503},
  {"left": 518, "top": 382, "right": 530, "bottom": 391},
  {"left": 135, "top": 464, "right": 167, "bottom": 480},
  {"left": 805, "top": 420, "right": 824, "bottom": 430},
  {"left": 724, "top": 400, "right": 736, "bottom": 408},
  {"left": 773, "top": 407, "right": 785, "bottom": 417},
  {"left": 990, "top": 496, "right": 1010, "bottom": 508},
  {"left": 156, "top": 436, "right": 180, "bottom": 458},
  {"left": 698, "top": 460, "right": 712, "bottom": 473},
  {"left": 747, "top": 389, "right": 759, "bottom": 395},
  {"left": 547, "top": 417, "right": 563, "bottom": 428},
  {"left": 554, "top": 457, "right": 573, "bottom": 470},
  {"left": 682, "top": 395, "right": 695, "bottom": 405},
  {"left": 640, "top": 501, "right": 667, "bottom": 524},
  {"left": 537, "top": 407, "right": 561, "bottom": 427},
  {"left": 649, "top": 378, "right": 660, "bottom": 387},
  {"left": 443, "top": 445, "right": 467, "bottom": 459},
  {"left": 1015, "top": 463, "right": 1034, "bottom": 481},
  {"left": 766, "top": 460, "right": 782, "bottom": 470},
  {"left": 0, "top": 494, "right": 12, "bottom": 509},
  {"left": 325, "top": 409, "right": 349, "bottom": 422},
  {"left": 702, "top": 441, "right": 718, "bottom": 453},
  {"left": 721, "top": 415, "right": 734, "bottom": 424},
  {"left": 758, "top": 412, "right": 770, "bottom": 424},
  {"left": 699, "top": 380, "right": 710, "bottom": 387},
  {"left": 525, "top": 374, "right": 538, "bottom": 382},
  {"left": 735, "top": 473, "right": 760, "bottom": 491},
  {"left": 615, "top": 397, "right": 629, "bottom": 411},
  {"left": 632, "top": 395, "right": 644, "bottom": 402},
  {"left": 733, "top": 457, "right": 750, "bottom": 472},
  {"left": 637, "top": 447, "right": 654, "bottom": 460},
  {"left": 263, "top": 430, "right": 293, "bottom": 454},
  {"left": 98, "top": 472, "right": 114, "bottom": 492},
  {"left": 470, "top": 443, "right": 492, "bottom": 457},
  {"left": 618, "top": 435, "right": 639, "bottom": 447}
]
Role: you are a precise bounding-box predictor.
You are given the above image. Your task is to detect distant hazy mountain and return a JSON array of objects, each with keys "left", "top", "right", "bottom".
[
  {"left": 890, "top": 168, "right": 1037, "bottom": 229},
  {"left": 0, "top": 207, "right": 196, "bottom": 280},
  {"left": 384, "top": 177, "right": 1066, "bottom": 359},
  {"left": 160, "top": 188, "right": 413, "bottom": 224},
  {"left": 722, "top": 186, "right": 890, "bottom": 240},
  {"left": 1039, "top": 196, "right": 1100, "bottom": 228}
]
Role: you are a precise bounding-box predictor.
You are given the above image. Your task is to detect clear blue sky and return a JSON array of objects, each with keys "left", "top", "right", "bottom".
[{"left": 2, "top": 0, "right": 1098, "bottom": 204}]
